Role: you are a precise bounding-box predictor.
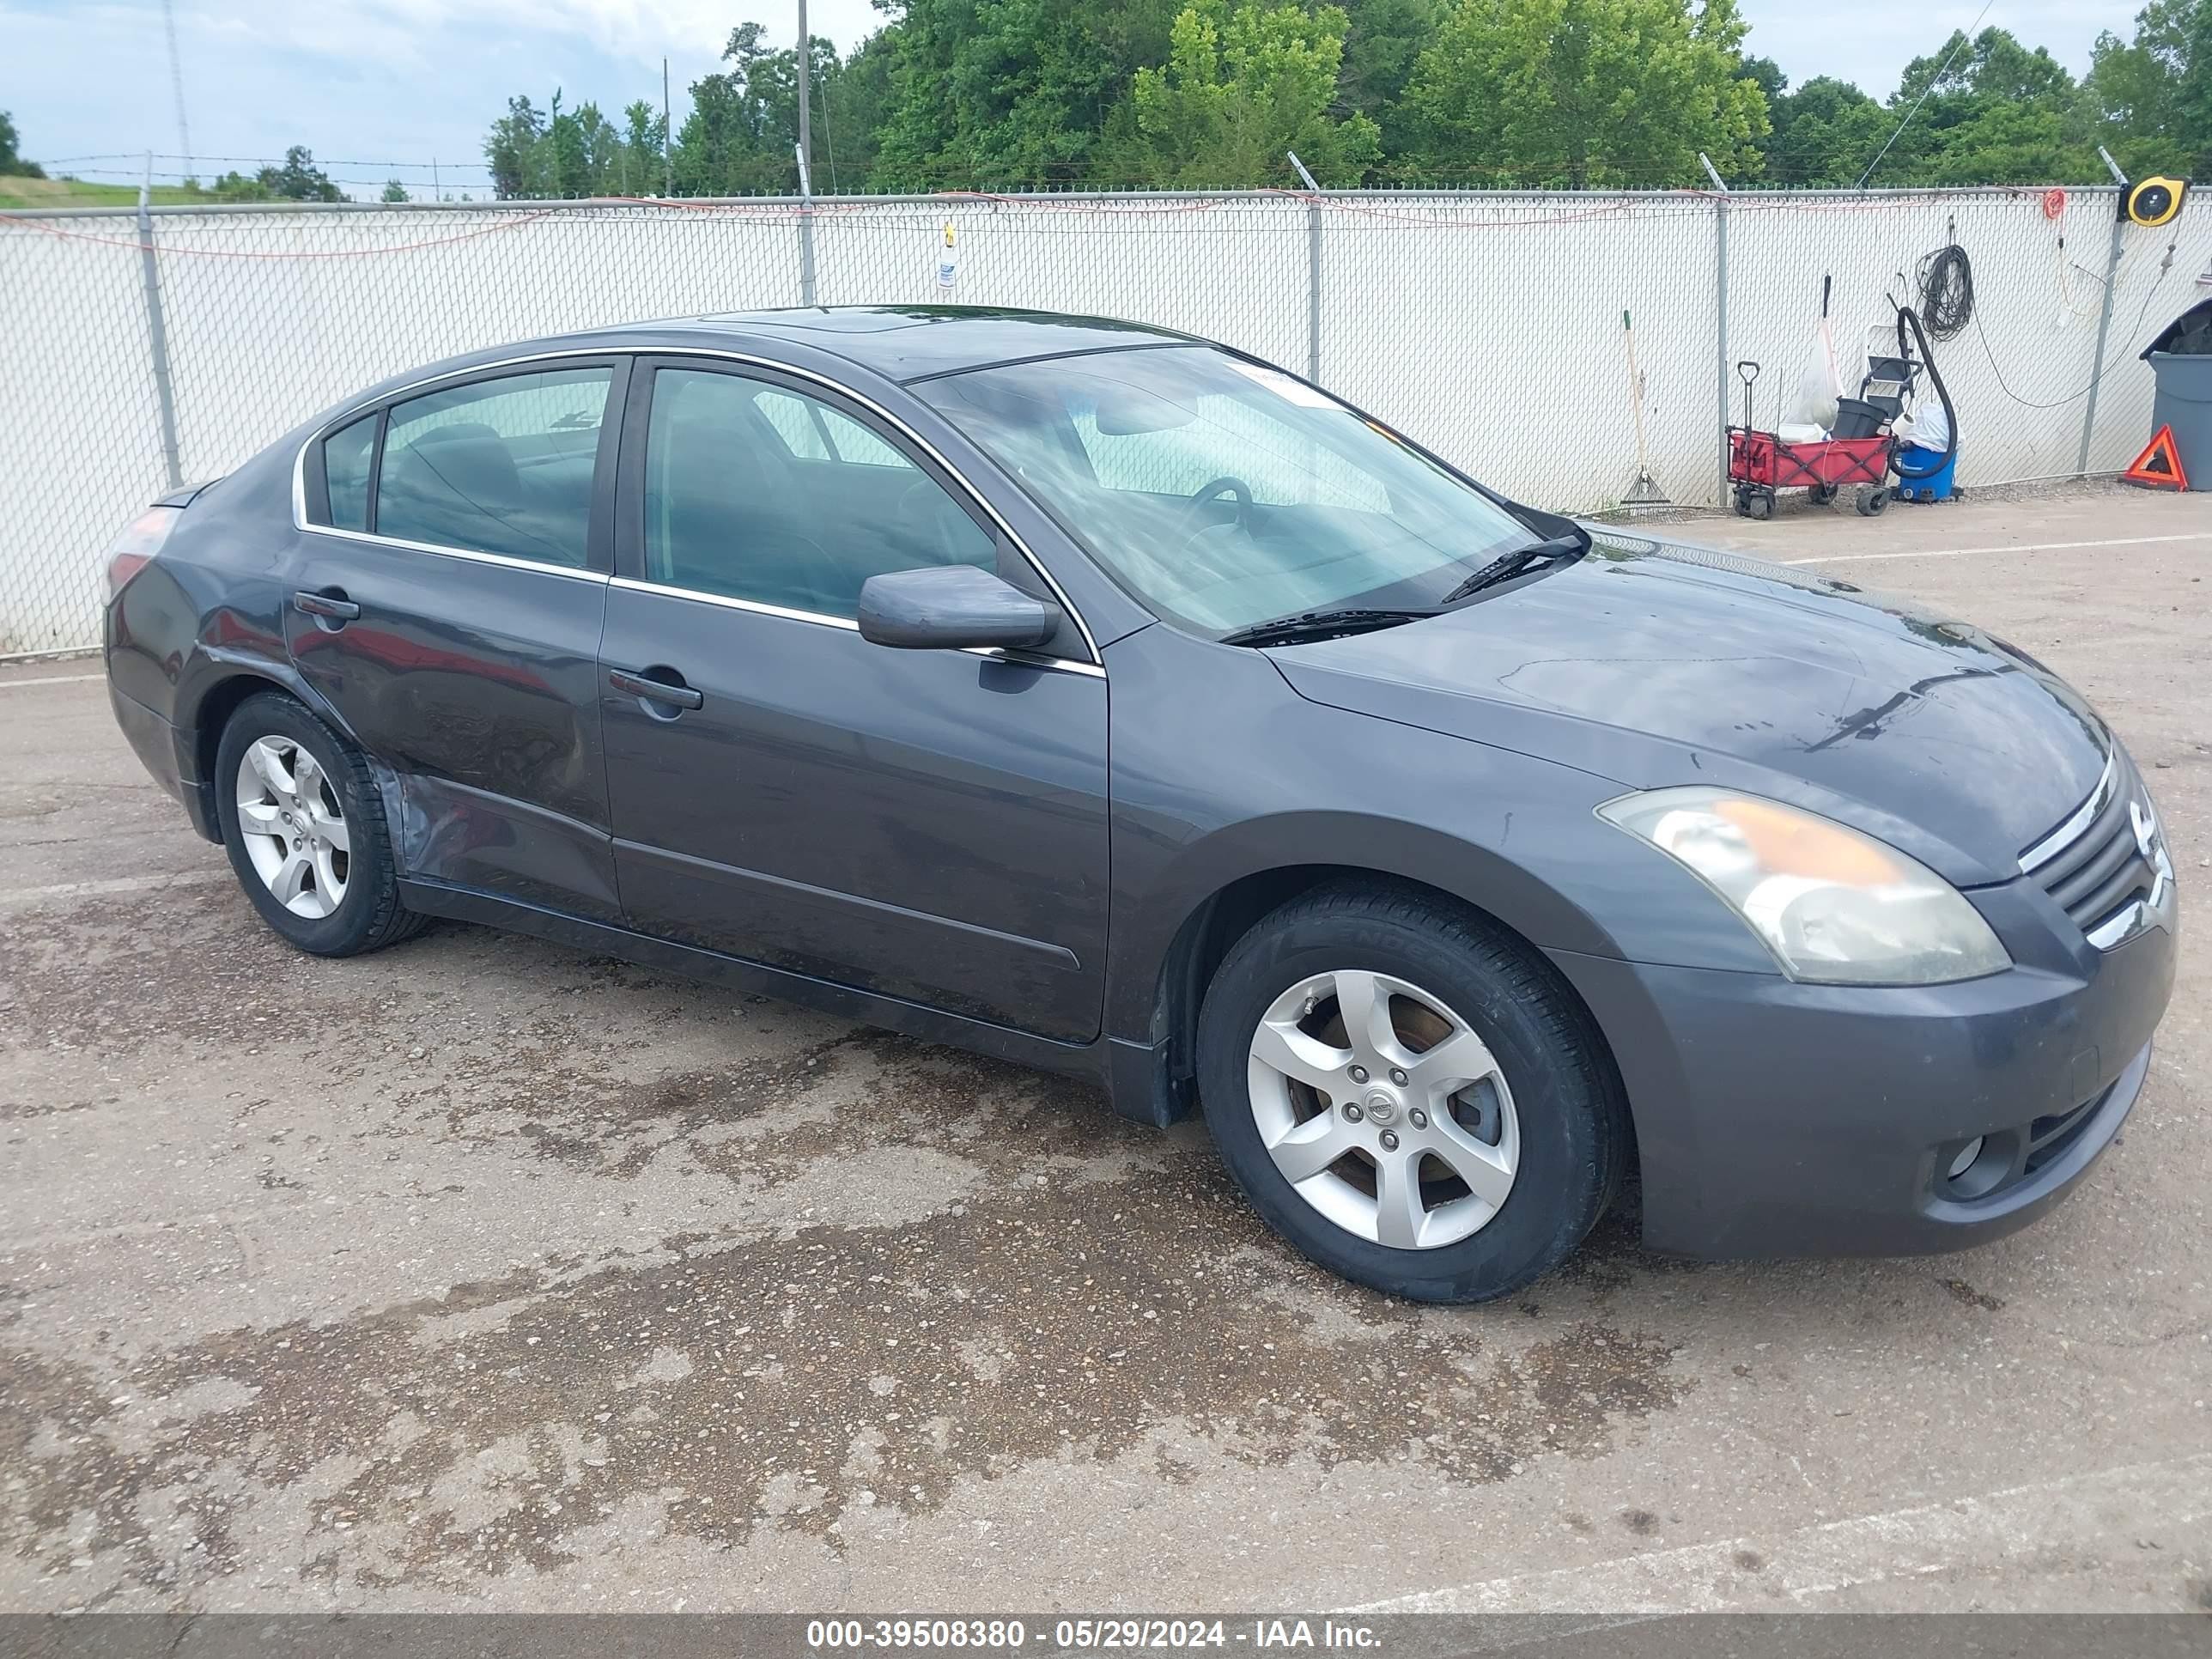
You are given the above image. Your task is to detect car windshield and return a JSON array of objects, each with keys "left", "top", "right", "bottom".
[{"left": 915, "top": 345, "right": 1540, "bottom": 636}]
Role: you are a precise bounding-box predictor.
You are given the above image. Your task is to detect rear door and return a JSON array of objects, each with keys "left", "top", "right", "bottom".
[
  {"left": 596, "top": 356, "right": 1110, "bottom": 1042},
  {"left": 287, "top": 357, "right": 627, "bottom": 921}
]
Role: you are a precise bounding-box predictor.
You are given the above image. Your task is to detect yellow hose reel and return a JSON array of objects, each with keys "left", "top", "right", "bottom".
[{"left": 2124, "top": 176, "right": 2189, "bottom": 228}]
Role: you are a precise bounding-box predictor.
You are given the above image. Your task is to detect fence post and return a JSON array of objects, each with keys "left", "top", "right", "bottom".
[
  {"left": 1701, "top": 155, "right": 1730, "bottom": 507},
  {"left": 794, "top": 143, "right": 818, "bottom": 307},
  {"left": 2075, "top": 167, "right": 2131, "bottom": 477},
  {"left": 1288, "top": 152, "right": 1322, "bottom": 384},
  {"left": 136, "top": 165, "right": 184, "bottom": 492}
]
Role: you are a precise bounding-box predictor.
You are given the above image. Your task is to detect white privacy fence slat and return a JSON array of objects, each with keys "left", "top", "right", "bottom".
[{"left": 0, "top": 185, "right": 2182, "bottom": 656}]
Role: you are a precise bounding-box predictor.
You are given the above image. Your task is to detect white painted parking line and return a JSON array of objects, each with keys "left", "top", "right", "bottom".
[
  {"left": 0, "top": 868, "right": 228, "bottom": 910},
  {"left": 1781, "top": 532, "right": 2212, "bottom": 567},
  {"left": 1347, "top": 1449, "right": 2212, "bottom": 1613},
  {"left": 0, "top": 672, "right": 104, "bottom": 687}
]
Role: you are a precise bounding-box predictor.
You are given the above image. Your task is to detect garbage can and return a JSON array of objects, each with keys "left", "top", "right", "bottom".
[{"left": 2142, "top": 297, "right": 2212, "bottom": 486}]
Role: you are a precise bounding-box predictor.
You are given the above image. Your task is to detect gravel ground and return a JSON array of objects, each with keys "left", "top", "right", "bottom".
[{"left": 2, "top": 482, "right": 2207, "bottom": 1614}]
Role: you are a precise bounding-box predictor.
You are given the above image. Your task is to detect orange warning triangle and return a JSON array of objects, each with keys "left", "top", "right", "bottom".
[{"left": 2124, "top": 425, "right": 2189, "bottom": 490}]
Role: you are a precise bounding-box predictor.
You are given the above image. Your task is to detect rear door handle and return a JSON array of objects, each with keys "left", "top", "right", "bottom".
[
  {"left": 609, "top": 667, "right": 704, "bottom": 710},
  {"left": 293, "top": 590, "right": 361, "bottom": 622}
]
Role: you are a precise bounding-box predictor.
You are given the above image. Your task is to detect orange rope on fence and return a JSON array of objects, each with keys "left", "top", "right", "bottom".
[
  {"left": 0, "top": 185, "right": 2073, "bottom": 260},
  {"left": 0, "top": 205, "right": 564, "bottom": 258}
]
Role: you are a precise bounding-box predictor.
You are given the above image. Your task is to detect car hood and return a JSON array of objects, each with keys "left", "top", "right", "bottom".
[{"left": 1267, "top": 531, "right": 2109, "bottom": 885}]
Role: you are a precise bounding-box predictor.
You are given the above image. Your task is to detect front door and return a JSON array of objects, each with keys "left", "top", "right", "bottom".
[
  {"left": 286, "top": 360, "right": 624, "bottom": 921},
  {"left": 596, "top": 359, "right": 1109, "bottom": 1042}
]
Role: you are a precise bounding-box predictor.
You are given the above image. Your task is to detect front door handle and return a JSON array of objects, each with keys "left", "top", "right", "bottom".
[
  {"left": 293, "top": 590, "right": 361, "bottom": 623},
  {"left": 609, "top": 666, "right": 704, "bottom": 711}
]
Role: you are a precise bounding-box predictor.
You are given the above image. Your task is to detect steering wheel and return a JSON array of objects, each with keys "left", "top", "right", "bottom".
[{"left": 1176, "top": 476, "right": 1256, "bottom": 542}]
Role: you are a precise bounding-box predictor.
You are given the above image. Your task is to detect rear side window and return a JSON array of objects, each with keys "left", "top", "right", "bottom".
[
  {"left": 375, "top": 367, "right": 611, "bottom": 567},
  {"left": 322, "top": 411, "right": 377, "bottom": 531}
]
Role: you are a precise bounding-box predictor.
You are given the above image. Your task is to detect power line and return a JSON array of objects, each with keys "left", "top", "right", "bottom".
[{"left": 1855, "top": 0, "right": 1992, "bottom": 189}]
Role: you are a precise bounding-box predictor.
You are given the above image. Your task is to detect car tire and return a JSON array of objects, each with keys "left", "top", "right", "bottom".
[
  {"left": 1196, "top": 882, "right": 1628, "bottom": 1303},
  {"left": 214, "top": 690, "right": 425, "bottom": 957}
]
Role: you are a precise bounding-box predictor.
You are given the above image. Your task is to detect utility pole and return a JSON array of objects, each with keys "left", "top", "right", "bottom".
[
  {"left": 161, "top": 0, "right": 192, "bottom": 180},
  {"left": 796, "top": 0, "right": 811, "bottom": 192},
  {"left": 662, "top": 58, "right": 674, "bottom": 197}
]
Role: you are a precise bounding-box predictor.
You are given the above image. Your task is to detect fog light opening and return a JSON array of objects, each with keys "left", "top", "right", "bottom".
[{"left": 1946, "top": 1136, "right": 1985, "bottom": 1182}]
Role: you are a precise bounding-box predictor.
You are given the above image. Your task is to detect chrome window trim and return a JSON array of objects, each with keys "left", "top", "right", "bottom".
[
  {"left": 607, "top": 575, "right": 1105, "bottom": 678},
  {"left": 2017, "top": 750, "right": 2118, "bottom": 874},
  {"left": 290, "top": 343, "right": 1103, "bottom": 665},
  {"left": 297, "top": 522, "right": 609, "bottom": 585},
  {"left": 611, "top": 574, "right": 860, "bottom": 632}
]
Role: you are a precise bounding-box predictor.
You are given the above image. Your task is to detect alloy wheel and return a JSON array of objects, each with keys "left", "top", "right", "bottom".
[
  {"left": 1246, "top": 969, "right": 1520, "bottom": 1250},
  {"left": 234, "top": 736, "right": 350, "bottom": 919}
]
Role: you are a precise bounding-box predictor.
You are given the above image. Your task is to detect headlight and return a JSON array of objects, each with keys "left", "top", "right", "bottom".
[{"left": 1598, "top": 787, "right": 2009, "bottom": 985}]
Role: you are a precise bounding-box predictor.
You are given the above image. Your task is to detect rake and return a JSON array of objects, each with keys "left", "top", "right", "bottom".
[{"left": 1620, "top": 308, "right": 1670, "bottom": 509}]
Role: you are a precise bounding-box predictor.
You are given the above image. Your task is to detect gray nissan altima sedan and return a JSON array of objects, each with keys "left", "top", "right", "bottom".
[{"left": 103, "top": 307, "right": 2179, "bottom": 1301}]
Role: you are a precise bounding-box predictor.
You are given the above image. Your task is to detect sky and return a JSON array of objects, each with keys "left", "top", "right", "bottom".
[{"left": 2, "top": 0, "right": 2131, "bottom": 198}]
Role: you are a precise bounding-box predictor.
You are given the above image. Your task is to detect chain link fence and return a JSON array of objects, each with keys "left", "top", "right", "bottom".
[{"left": 0, "top": 185, "right": 2184, "bottom": 656}]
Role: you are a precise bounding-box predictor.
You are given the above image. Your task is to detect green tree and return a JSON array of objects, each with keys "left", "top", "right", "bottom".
[
  {"left": 2087, "top": 2, "right": 2212, "bottom": 176},
  {"left": 253, "top": 146, "right": 342, "bottom": 202},
  {"left": 870, "top": 0, "right": 1181, "bottom": 188},
  {"left": 1103, "top": 0, "right": 1380, "bottom": 187},
  {"left": 0, "top": 110, "right": 46, "bottom": 177},
  {"left": 1401, "top": 0, "right": 1768, "bottom": 186},
  {"left": 818, "top": 30, "right": 896, "bottom": 191},
  {"left": 1339, "top": 0, "right": 1439, "bottom": 156},
  {"left": 1762, "top": 76, "right": 1890, "bottom": 185},
  {"left": 1866, "top": 27, "right": 2098, "bottom": 185},
  {"left": 486, "top": 95, "right": 549, "bottom": 198},
  {"left": 381, "top": 178, "right": 410, "bottom": 203},
  {"left": 671, "top": 22, "right": 841, "bottom": 195},
  {"left": 210, "top": 169, "right": 272, "bottom": 201}
]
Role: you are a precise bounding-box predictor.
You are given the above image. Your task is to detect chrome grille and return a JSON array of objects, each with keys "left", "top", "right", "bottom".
[{"left": 2019, "top": 750, "right": 2168, "bottom": 948}]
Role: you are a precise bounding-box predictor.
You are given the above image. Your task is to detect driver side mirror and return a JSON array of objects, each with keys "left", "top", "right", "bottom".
[{"left": 857, "top": 565, "right": 1062, "bottom": 652}]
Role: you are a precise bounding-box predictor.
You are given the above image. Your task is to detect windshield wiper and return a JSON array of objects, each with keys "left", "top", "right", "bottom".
[
  {"left": 1439, "top": 532, "right": 1587, "bottom": 605},
  {"left": 1216, "top": 607, "right": 1438, "bottom": 648}
]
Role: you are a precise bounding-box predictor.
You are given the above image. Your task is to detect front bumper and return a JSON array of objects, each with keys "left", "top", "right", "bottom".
[{"left": 1550, "top": 908, "right": 2177, "bottom": 1260}]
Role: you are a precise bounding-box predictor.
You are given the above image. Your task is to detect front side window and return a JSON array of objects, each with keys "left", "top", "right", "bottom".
[
  {"left": 916, "top": 347, "right": 1536, "bottom": 635},
  {"left": 642, "top": 367, "right": 994, "bottom": 617},
  {"left": 322, "top": 410, "right": 377, "bottom": 532},
  {"left": 375, "top": 366, "right": 611, "bottom": 567}
]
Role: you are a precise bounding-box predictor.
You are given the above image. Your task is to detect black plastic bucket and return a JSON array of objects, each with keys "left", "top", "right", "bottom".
[{"left": 1833, "top": 398, "right": 1886, "bottom": 440}]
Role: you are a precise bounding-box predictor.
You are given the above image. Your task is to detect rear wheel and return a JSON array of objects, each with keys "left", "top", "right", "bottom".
[
  {"left": 1745, "top": 490, "right": 1773, "bottom": 520},
  {"left": 1197, "top": 884, "right": 1627, "bottom": 1302},
  {"left": 1855, "top": 484, "right": 1889, "bottom": 516},
  {"left": 214, "top": 692, "right": 424, "bottom": 957}
]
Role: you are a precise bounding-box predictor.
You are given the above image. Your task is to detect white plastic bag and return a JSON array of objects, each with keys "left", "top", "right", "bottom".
[
  {"left": 1785, "top": 316, "right": 1844, "bottom": 430},
  {"left": 1898, "top": 399, "right": 1950, "bottom": 453}
]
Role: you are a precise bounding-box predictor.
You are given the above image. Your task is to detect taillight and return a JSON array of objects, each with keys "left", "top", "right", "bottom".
[{"left": 104, "top": 505, "right": 180, "bottom": 603}]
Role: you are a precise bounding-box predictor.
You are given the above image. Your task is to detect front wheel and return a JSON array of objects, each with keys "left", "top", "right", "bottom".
[{"left": 1196, "top": 884, "right": 1628, "bottom": 1302}]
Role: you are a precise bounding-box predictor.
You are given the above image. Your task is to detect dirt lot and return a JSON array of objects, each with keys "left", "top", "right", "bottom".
[{"left": 3, "top": 483, "right": 2208, "bottom": 1614}]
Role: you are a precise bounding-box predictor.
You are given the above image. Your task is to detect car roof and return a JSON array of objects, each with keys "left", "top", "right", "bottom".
[{"left": 613, "top": 306, "right": 1201, "bottom": 384}]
